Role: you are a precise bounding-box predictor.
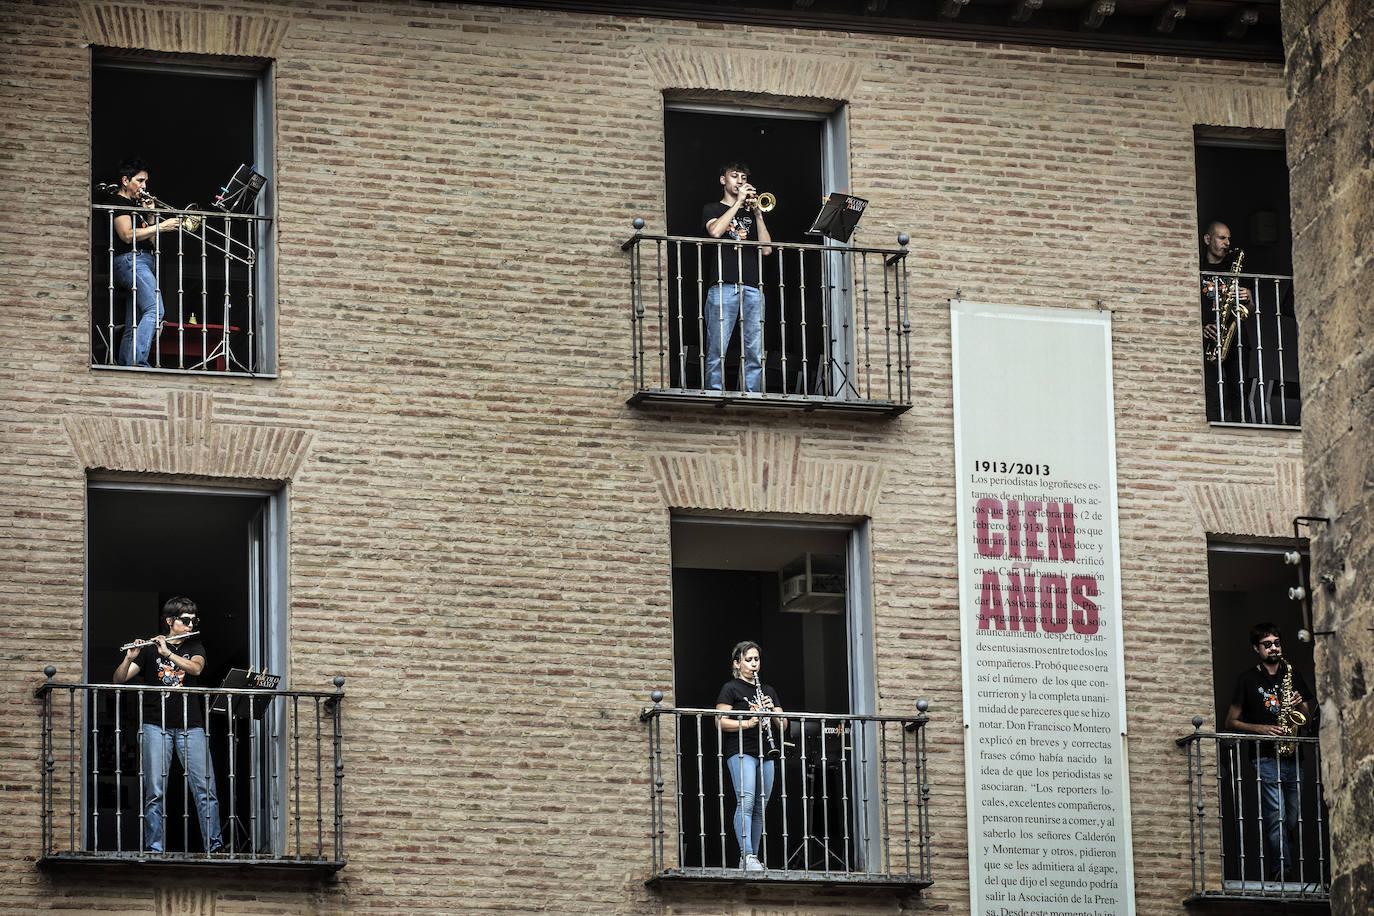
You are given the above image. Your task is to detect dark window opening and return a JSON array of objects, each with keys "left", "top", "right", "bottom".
[
  {"left": 1207, "top": 541, "right": 1328, "bottom": 889},
  {"left": 1194, "top": 132, "right": 1299, "bottom": 425},
  {"left": 664, "top": 109, "right": 828, "bottom": 394},
  {"left": 86, "top": 485, "right": 278, "bottom": 855},
  {"left": 91, "top": 58, "right": 272, "bottom": 374},
  {"left": 670, "top": 518, "right": 859, "bottom": 870}
]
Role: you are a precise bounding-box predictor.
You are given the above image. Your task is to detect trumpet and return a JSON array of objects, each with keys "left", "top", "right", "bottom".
[
  {"left": 747, "top": 190, "right": 776, "bottom": 213},
  {"left": 120, "top": 631, "right": 199, "bottom": 652}
]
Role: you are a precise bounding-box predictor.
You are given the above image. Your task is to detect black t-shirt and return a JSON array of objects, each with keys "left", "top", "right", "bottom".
[
  {"left": 1230, "top": 662, "right": 1314, "bottom": 755},
  {"left": 716, "top": 677, "right": 781, "bottom": 760},
  {"left": 702, "top": 201, "right": 762, "bottom": 288},
  {"left": 1200, "top": 251, "right": 1244, "bottom": 319},
  {"left": 129, "top": 637, "right": 208, "bottom": 729},
  {"left": 108, "top": 191, "right": 155, "bottom": 257}
]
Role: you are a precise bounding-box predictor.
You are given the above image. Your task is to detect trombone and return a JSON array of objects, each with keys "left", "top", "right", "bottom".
[{"left": 96, "top": 183, "right": 254, "bottom": 264}]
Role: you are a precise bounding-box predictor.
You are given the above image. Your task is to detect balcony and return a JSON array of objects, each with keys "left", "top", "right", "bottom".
[
  {"left": 1200, "top": 267, "right": 1300, "bottom": 427},
  {"left": 1176, "top": 720, "right": 1329, "bottom": 908},
  {"left": 34, "top": 667, "right": 344, "bottom": 871},
  {"left": 639, "top": 693, "right": 932, "bottom": 892},
  {"left": 92, "top": 201, "right": 271, "bottom": 375},
  {"left": 622, "top": 222, "right": 913, "bottom": 416}
]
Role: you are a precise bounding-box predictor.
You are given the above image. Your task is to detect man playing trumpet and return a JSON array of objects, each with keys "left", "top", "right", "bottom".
[
  {"left": 702, "top": 161, "right": 773, "bottom": 393},
  {"left": 113, "top": 596, "right": 223, "bottom": 854}
]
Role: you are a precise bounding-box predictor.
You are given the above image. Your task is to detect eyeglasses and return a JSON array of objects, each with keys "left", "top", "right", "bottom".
[{"left": 1259, "top": 639, "right": 1281, "bottom": 648}]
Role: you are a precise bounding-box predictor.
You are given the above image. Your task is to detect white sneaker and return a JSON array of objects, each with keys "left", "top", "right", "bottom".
[{"left": 742, "top": 853, "right": 765, "bottom": 872}]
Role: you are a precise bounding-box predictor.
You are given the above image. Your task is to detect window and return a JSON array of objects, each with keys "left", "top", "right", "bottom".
[
  {"left": 623, "top": 103, "right": 911, "bottom": 411},
  {"left": 1194, "top": 131, "right": 1298, "bottom": 426},
  {"left": 1202, "top": 541, "right": 1329, "bottom": 894},
  {"left": 91, "top": 56, "right": 274, "bottom": 375},
  {"left": 667, "top": 516, "right": 890, "bottom": 874},
  {"left": 84, "top": 483, "right": 288, "bottom": 856}
]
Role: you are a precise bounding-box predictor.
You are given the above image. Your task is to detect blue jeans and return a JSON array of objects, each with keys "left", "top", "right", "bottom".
[
  {"left": 726, "top": 752, "right": 775, "bottom": 859},
  {"left": 1255, "top": 755, "right": 1300, "bottom": 879},
  {"left": 704, "top": 283, "right": 763, "bottom": 392},
  {"left": 142, "top": 723, "right": 222, "bottom": 853},
  {"left": 114, "top": 252, "right": 164, "bottom": 366}
]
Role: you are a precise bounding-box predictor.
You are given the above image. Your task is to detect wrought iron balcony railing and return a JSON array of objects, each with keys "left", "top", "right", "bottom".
[
  {"left": 639, "top": 694, "right": 931, "bottom": 891},
  {"left": 91, "top": 202, "right": 271, "bottom": 375},
  {"left": 622, "top": 222, "right": 913, "bottom": 415},
  {"left": 1176, "top": 719, "right": 1329, "bottom": 904},
  {"left": 1200, "top": 267, "right": 1301, "bottom": 427},
  {"left": 34, "top": 667, "right": 344, "bottom": 870}
]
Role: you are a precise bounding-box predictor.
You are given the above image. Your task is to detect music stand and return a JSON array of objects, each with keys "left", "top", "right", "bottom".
[
  {"left": 214, "top": 164, "right": 268, "bottom": 214},
  {"left": 806, "top": 193, "right": 869, "bottom": 397},
  {"left": 805, "top": 192, "right": 868, "bottom": 243},
  {"left": 212, "top": 668, "right": 281, "bottom": 853},
  {"left": 785, "top": 719, "right": 850, "bottom": 871},
  {"left": 211, "top": 667, "right": 281, "bottom": 719}
]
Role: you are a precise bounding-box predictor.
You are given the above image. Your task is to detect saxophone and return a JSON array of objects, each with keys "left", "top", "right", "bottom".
[
  {"left": 1276, "top": 658, "right": 1308, "bottom": 757},
  {"left": 1206, "top": 249, "right": 1247, "bottom": 364}
]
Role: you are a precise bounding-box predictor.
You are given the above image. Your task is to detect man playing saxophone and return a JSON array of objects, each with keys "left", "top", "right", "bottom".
[
  {"left": 1224, "top": 622, "right": 1314, "bottom": 883},
  {"left": 1200, "top": 220, "right": 1254, "bottom": 420}
]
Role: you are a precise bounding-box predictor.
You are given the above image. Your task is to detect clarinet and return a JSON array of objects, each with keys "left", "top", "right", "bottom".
[{"left": 753, "top": 672, "right": 782, "bottom": 760}]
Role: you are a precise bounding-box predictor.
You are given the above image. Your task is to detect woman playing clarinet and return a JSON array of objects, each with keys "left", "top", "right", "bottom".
[{"left": 715, "top": 640, "right": 786, "bottom": 872}]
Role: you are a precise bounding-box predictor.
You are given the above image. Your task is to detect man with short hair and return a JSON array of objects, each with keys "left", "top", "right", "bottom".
[
  {"left": 1224, "top": 623, "right": 1313, "bottom": 882},
  {"left": 114, "top": 596, "right": 223, "bottom": 853},
  {"left": 702, "top": 161, "right": 773, "bottom": 392}
]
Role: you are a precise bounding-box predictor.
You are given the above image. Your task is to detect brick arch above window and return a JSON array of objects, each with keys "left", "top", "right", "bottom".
[
  {"left": 63, "top": 391, "right": 312, "bottom": 481},
  {"left": 642, "top": 46, "right": 865, "bottom": 106},
  {"left": 647, "top": 430, "right": 884, "bottom": 516},
  {"left": 1183, "top": 458, "right": 1304, "bottom": 538},
  {"left": 78, "top": 2, "right": 289, "bottom": 58}
]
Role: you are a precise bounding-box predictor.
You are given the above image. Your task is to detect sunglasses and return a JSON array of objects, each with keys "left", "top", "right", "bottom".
[
  {"left": 175, "top": 616, "right": 197, "bottom": 624},
  {"left": 1259, "top": 639, "right": 1281, "bottom": 648}
]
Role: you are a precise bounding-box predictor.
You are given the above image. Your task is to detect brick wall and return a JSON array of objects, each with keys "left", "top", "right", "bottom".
[
  {"left": 1283, "top": 1, "right": 1374, "bottom": 913},
  {"left": 0, "top": 1, "right": 1300, "bottom": 912}
]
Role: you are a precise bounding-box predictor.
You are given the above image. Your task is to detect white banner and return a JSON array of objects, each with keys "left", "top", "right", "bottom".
[{"left": 952, "top": 301, "right": 1134, "bottom": 916}]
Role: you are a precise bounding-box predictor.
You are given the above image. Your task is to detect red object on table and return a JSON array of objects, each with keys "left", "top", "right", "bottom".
[{"left": 158, "top": 322, "right": 240, "bottom": 371}]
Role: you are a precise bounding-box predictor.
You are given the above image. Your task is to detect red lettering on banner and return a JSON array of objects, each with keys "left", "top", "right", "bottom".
[
  {"left": 974, "top": 499, "right": 1077, "bottom": 561},
  {"left": 1039, "top": 574, "right": 1069, "bottom": 633},
  {"left": 1070, "top": 575, "right": 1100, "bottom": 634},
  {"left": 977, "top": 570, "right": 1005, "bottom": 630}
]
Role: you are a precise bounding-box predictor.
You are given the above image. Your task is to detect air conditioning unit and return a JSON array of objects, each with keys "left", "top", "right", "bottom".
[{"left": 779, "top": 553, "right": 845, "bottom": 614}]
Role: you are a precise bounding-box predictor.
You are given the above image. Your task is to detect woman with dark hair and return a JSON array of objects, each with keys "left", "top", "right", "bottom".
[
  {"left": 715, "top": 640, "right": 786, "bottom": 871},
  {"left": 108, "top": 157, "right": 180, "bottom": 366}
]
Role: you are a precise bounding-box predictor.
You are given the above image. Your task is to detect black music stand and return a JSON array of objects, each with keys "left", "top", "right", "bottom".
[
  {"left": 805, "top": 194, "right": 870, "bottom": 397},
  {"left": 213, "top": 164, "right": 268, "bottom": 214},
  {"left": 785, "top": 719, "right": 851, "bottom": 870},
  {"left": 211, "top": 667, "right": 281, "bottom": 719},
  {"left": 806, "top": 192, "right": 868, "bottom": 243}
]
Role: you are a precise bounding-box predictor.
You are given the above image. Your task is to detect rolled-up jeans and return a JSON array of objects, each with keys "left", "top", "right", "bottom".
[
  {"left": 141, "top": 723, "right": 222, "bottom": 853},
  {"left": 114, "top": 252, "right": 164, "bottom": 367},
  {"left": 705, "top": 282, "right": 763, "bottom": 392}
]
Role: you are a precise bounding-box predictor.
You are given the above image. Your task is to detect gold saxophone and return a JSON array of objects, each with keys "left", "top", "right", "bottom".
[
  {"left": 1206, "top": 249, "right": 1247, "bottom": 363},
  {"left": 1276, "top": 658, "right": 1308, "bottom": 757}
]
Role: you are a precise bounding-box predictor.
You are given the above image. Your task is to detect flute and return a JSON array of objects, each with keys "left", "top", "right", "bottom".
[{"left": 120, "top": 631, "right": 199, "bottom": 652}]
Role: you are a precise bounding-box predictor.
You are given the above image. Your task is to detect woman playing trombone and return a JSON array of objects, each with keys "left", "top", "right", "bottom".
[
  {"left": 107, "top": 157, "right": 180, "bottom": 367},
  {"left": 715, "top": 640, "right": 786, "bottom": 872}
]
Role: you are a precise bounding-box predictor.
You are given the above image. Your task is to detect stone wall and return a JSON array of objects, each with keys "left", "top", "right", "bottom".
[{"left": 1282, "top": 1, "right": 1374, "bottom": 913}]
